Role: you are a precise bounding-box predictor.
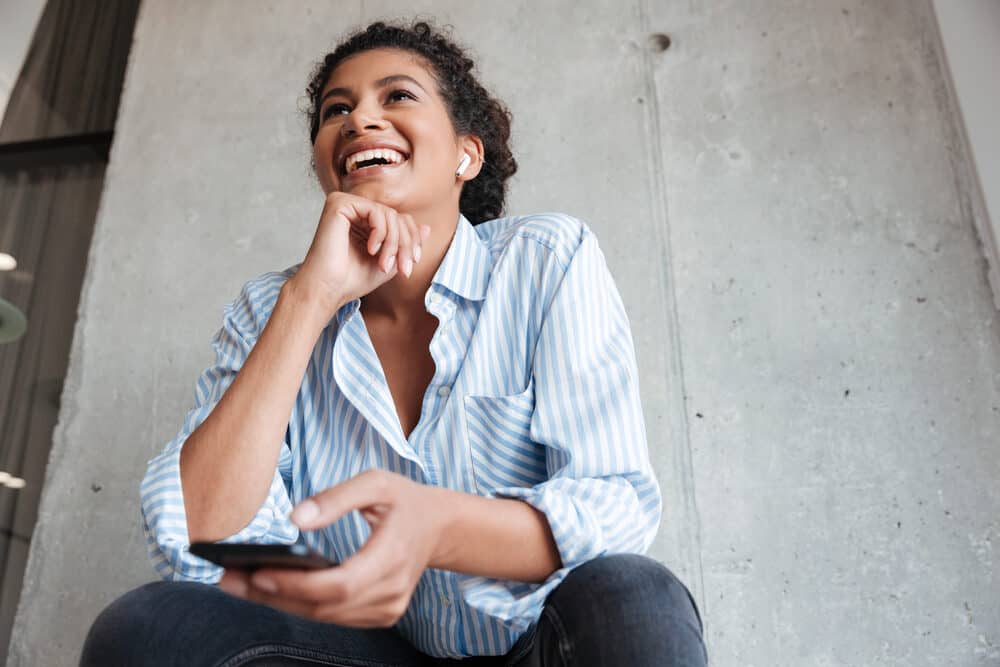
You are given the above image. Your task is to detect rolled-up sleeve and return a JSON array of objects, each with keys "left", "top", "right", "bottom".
[
  {"left": 140, "top": 280, "right": 300, "bottom": 583},
  {"left": 461, "top": 222, "right": 662, "bottom": 625}
]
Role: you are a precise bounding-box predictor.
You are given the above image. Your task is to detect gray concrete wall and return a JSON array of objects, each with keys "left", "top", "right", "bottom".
[
  {"left": 0, "top": 0, "right": 46, "bottom": 120},
  {"left": 932, "top": 0, "right": 1000, "bottom": 311},
  {"left": 10, "top": 1, "right": 999, "bottom": 664}
]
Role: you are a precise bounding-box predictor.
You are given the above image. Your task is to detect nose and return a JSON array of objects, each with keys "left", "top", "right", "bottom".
[{"left": 341, "top": 101, "right": 388, "bottom": 137}]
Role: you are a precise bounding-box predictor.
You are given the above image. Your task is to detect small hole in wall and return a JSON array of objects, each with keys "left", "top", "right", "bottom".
[{"left": 648, "top": 33, "right": 671, "bottom": 52}]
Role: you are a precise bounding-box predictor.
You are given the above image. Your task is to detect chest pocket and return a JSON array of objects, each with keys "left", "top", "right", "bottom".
[{"left": 463, "top": 379, "right": 549, "bottom": 494}]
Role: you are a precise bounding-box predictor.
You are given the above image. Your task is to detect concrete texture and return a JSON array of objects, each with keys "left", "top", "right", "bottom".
[
  {"left": 0, "top": 0, "right": 45, "bottom": 120},
  {"left": 932, "top": 0, "right": 1000, "bottom": 311},
  {"left": 9, "top": 1, "right": 999, "bottom": 664}
]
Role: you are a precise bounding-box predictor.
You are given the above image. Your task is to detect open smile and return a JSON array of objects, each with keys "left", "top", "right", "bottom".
[{"left": 343, "top": 159, "right": 407, "bottom": 183}]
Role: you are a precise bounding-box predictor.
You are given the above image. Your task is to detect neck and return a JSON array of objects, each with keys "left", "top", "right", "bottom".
[{"left": 360, "top": 203, "right": 460, "bottom": 323}]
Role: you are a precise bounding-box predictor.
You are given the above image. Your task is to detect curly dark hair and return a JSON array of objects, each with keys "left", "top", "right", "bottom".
[{"left": 303, "top": 19, "right": 517, "bottom": 225}]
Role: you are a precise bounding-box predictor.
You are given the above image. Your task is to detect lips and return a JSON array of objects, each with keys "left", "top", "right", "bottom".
[{"left": 336, "top": 142, "right": 410, "bottom": 176}]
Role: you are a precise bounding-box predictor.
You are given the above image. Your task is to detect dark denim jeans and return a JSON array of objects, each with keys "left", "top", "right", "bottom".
[{"left": 81, "top": 553, "right": 707, "bottom": 666}]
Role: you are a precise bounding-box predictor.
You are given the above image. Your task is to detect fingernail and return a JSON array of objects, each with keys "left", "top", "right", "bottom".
[
  {"left": 413, "top": 245, "right": 422, "bottom": 263},
  {"left": 292, "top": 499, "right": 319, "bottom": 525},
  {"left": 384, "top": 255, "right": 395, "bottom": 274},
  {"left": 372, "top": 241, "right": 382, "bottom": 254},
  {"left": 252, "top": 574, "right": 277, "bottom": 594},
  {"left": 401, "top": 257, "right": 412, "bottom": 277}
]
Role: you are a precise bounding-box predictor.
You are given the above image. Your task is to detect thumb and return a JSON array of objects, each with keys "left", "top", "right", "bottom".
[{"left": 290, "top": 470, "right": 392, "bottom": 530}]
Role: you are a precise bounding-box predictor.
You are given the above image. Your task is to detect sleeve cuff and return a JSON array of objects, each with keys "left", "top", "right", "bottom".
[
  {"left": 140, "top": 442, "right": 299, "bottom": 582},
  {"left": 488, "top": 481, "right": 607, "bottom": 568},
  {"left": 455, "top": 481, "right": 612, "bottom": 633},
  {"left": 458, "top": 565, "right": 572, "bottom": 632}
]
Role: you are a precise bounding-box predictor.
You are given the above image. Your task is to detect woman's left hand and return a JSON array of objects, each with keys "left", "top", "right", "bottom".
[{"left": 217, "top": 469, "right": 448, "bottom": 628}]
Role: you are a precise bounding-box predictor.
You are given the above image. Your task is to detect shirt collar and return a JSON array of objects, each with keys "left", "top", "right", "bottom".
[{"left": 430, "top": 212, "right": 491, "bottom": 301}]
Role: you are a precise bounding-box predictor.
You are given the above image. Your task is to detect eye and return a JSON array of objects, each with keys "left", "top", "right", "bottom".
[
  {"left": 321, "top": 103, "right": 350, "bottom": 120},
  {"left": 387, "top": 89, "right": 416, "bottom": 103},
  {"left": 320, "top": 90, "right": 415, "bottom": 121}
]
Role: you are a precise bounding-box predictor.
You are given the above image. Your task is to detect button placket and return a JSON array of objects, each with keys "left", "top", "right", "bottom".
[{"left": 428, "top": 294, "right": 455, "bottom": 397}]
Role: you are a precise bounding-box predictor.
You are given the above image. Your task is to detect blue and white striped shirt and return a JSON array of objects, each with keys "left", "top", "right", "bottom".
[{"left": 140, "top": 211, "right": 661, "bottom": 658}]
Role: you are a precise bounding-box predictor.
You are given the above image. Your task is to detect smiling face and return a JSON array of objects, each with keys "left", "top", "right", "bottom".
[{"left": 312, "top": 47, "right": 475, "bottom": 215}]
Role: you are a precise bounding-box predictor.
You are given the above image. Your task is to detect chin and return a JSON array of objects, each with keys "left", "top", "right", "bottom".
[{"left": 349, "top": 184, "right": 409, "bottom": 209}]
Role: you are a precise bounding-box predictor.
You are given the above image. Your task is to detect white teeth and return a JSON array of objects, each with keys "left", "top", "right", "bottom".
[{"left": 344, "top": 148, "right": 406, "bottom": 174}]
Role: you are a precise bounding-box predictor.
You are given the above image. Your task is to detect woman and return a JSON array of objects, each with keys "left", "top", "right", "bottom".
[{"left": 82, "top": 19, "right": 706, "bottom": 667}]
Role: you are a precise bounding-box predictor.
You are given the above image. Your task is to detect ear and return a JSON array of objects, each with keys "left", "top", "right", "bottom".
[{"left": 457, "top": 134, "right": 485, "bottom": 181}]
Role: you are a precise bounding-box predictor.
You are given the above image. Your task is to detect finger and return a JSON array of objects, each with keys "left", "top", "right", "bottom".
[
  {"left": 251, "top": 554, "right": 412, "bottom": 627},
  {"left": 311, "top": 543, "right": 416, "bottom": 626},
  {"left": 380, "top": 209, "right": 399, "bottom": 274},
  {"left": 350, "top": 226, "right": 370, "bottom": 253},
  {"left": 291, "top": 469, "right": 396, "bottom": 531},
  {"left": 249, "top": 519, "right": 414, "bottom": 622},
  {"left": 314, "top": 588, "right": 411, "bottom": 628},
  {"left": 250, "top": 528, "right": 399, "bottom": 607},
  {"left": 396, "top": 215, "right": 413, "bottom": 278},
  {"left": 219, "top": 567, "right": 334, "bottom": 623},
  {"left": 242, "top": 582, "right": 320, "bottom": 619},
  {"left": 349, "top": 222, "right": 368, "bottom": 241},
  {"left": 250, "top": 564, "right": 353, "bottom": 605},
  {"left": 218, "top": 568, "right": 252, "bottom": 597},
  {"left": 240, "top": 569, "right": 388, "bottom": 628},
  {"left": 404, "top": 214, "right": 422, "bottom": 265},
  {"left": 330, "top": 196, "right": 369, "bottom": 244},
  {"left": 420, "top": 224, "right": 431, "bottom": 241},
  {"left": 283, "top": 541, "right": 412, "bottom": 626},
  {"left": 326, "top": 512, "right": 408, "bottom": 594},
  {"left": 364, "top": 204, "right": 387, "bottom": 256}
]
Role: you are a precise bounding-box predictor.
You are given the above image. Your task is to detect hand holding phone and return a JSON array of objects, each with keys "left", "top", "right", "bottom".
[{"left": 189, "top": 542, "right": 337, "bottom": 570}]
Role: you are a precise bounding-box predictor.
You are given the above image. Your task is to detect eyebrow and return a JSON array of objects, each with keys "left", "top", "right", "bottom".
[{"left": 320, "top": 74, "right": 429, "bottom": 106}]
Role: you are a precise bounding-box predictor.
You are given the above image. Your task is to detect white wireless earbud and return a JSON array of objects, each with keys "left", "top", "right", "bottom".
[{"left": 456, "top": 153, "right": 471, "bottom": 177}]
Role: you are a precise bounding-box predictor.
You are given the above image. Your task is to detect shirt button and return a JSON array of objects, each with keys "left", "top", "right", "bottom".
[
  {"left": 441, "top": 593, "right": 452, "bottom": 606},
  {"left": 437, "top": 385, "right": 451, "bottom": 397}
]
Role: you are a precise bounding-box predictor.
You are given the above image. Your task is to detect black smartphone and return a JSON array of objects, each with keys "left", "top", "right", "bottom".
[{"left": 189, "top": 542, "right": 338, "bottom": 570}]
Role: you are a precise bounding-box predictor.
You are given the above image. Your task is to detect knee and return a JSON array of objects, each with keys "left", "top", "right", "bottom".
[
  {"left": 546, "top": 554, "right": 706, "bottom": 660},
  {"left": 85, "top": 582, "right": 163, "bottom": 642},
  {"left": 80, "top": 581, "right": 214, "bottom": 666}
]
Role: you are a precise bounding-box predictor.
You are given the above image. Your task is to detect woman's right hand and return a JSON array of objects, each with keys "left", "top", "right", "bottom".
[{"left": 290, "top": 192, "right": 430, "bottom": 317}]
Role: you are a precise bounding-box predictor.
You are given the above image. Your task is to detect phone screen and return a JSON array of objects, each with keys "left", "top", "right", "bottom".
[{"left": 189, "top": 542, "right": 338, "bottom": 570}]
